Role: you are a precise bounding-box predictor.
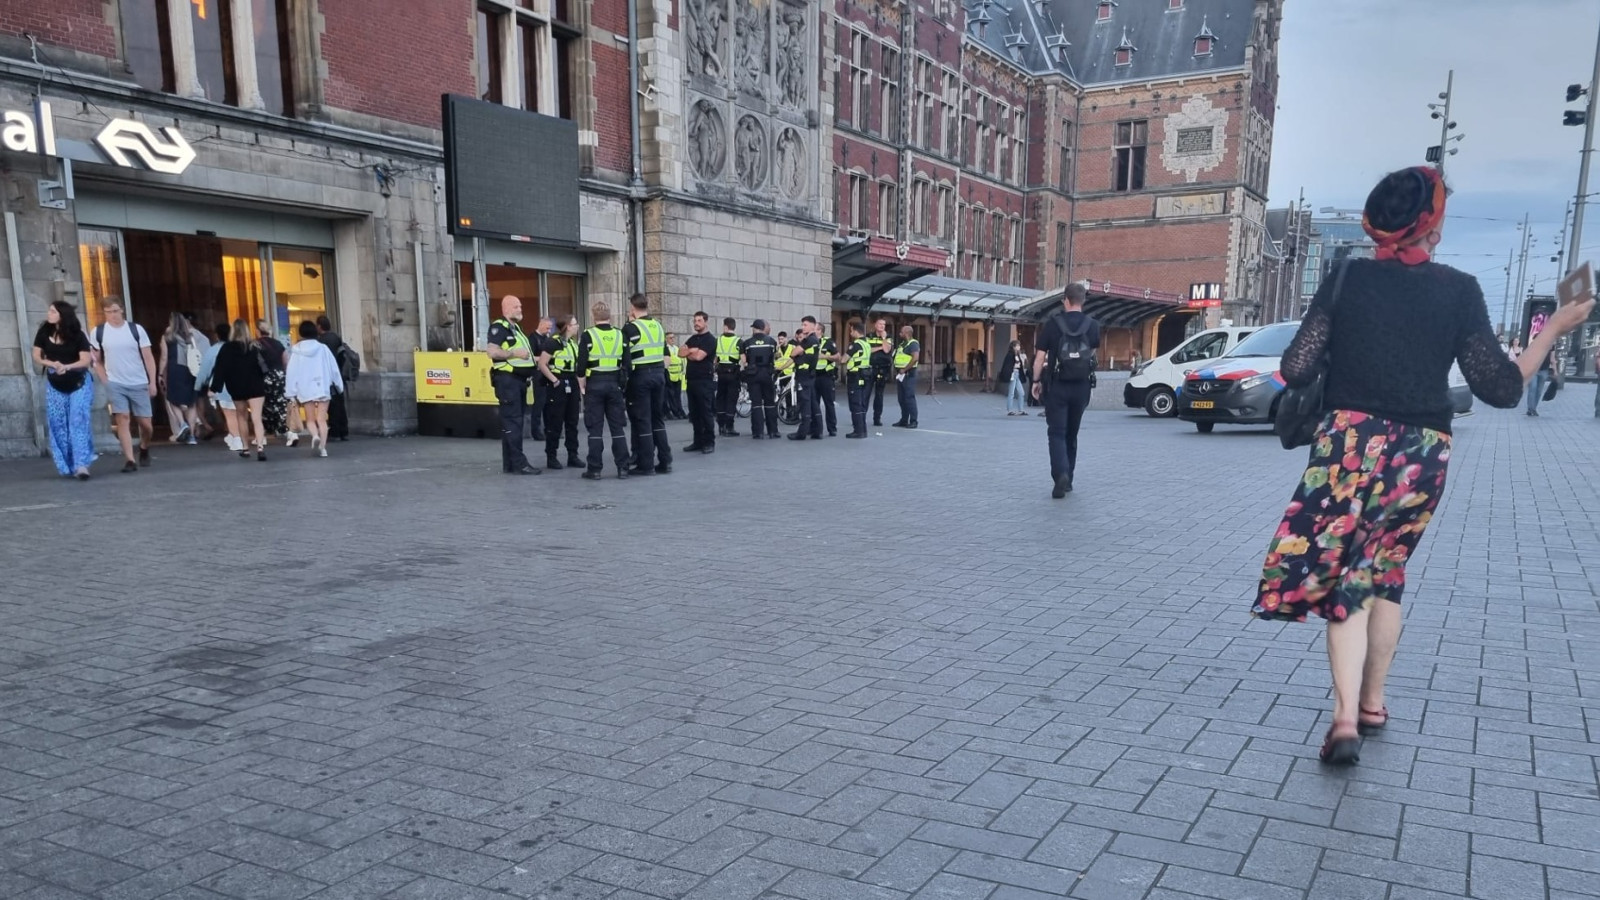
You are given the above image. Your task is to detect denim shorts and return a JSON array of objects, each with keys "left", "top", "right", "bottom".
[{"left": 108, "top": 381, "right": 153, "bottom": 418}]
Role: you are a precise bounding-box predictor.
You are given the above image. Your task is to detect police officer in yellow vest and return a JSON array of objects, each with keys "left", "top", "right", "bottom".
[
  {"left": 485, "top": 295, "right": 542, "bottom": 475},
  {"left": 576, "top": 301, "right": 633, "bottom": 479},
  {"left": 714, "top": 318, "right": 742, "bottom": 436},
  {"left": 542, "top": 315, "right": 583, "bottom": 470},
  {"left": 812, "top": 324, "right": 840, "bottom": 438},
  {"left": 892, "top": 325, "right": 921, "bottom": 429},
  {"left": 664, "top": 333, "right": 688, "bottom": 420},
  {"left": 622, "top": 293, "right": 673, "bottom": 475},
  {"left": 844, "top": 319, "right": 873, "bottom": 438}
]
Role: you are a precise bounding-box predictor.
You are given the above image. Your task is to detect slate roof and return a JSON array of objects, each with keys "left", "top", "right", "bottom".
[{"left": 967, "top": 0, "right": 1257, "bottom": 85}]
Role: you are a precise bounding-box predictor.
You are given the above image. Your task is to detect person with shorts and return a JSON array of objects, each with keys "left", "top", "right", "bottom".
[{"left": 89, "top": 298, "right": 158, "bottom": 473}]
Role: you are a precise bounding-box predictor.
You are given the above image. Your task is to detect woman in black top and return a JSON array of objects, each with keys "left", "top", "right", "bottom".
[
  {"left": 210, "top": 319, "right": 271, "bottom": 461},
  {"left": 253, "top": 319, "right": 294, "bottom": 443},
  {"left": 1252, "top": 167, "right": 1594, "bottom": 765},
  {"left": 31, "top": 301, "right": 95, "bottom": 479}
]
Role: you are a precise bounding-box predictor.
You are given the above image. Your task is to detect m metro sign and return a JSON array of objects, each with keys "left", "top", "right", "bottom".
[
  {"left": 0, "top": 101, "right": 196, "bottom": 176},
  {"left": 1188, "top": 282, "right": 1223, "bottom": 308}
]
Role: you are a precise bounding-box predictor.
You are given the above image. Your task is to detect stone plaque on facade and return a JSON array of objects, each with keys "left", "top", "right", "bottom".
[
  {"left": 1155, "top": 192, "right": 1226, "bottom": 219},
  {"left": 734, "top": 115, "right": 768, "bottom": 190},
  {"left": 688, "top": 100, "right": 727, "bottom": 180},
  {"left": 1161, "top": 95, "right": 1229, "bottom": 184},
  {"left": 1175, "top": 127, "right": 1214, "bottom": 155}
]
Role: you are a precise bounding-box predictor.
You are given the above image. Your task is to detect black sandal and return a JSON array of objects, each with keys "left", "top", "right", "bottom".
[{"left": 1319, "top": 726, "right": 1361, "bottom": 765}]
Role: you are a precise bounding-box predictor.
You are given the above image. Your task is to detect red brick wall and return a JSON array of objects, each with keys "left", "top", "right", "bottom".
[
  {"left": 591, "top": 0, "right": 627, "bottom": 36},
  {"left": 0, "top": 0, "right": 116, "bottom": 59},
  {"left": 1071, "top": 218, "right": 1231, "bottom": 298},
  {"left": 592, "top": 41, "right": 631, "bottom": 175},
  {"left": 320, "top": 0, "right": 473, "bottom": 130}
]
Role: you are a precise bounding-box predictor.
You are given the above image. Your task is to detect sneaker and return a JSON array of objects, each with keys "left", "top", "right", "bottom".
[
  {"left": 74, "top": 467, "right": 91, "bottom": 481},
  {"left": 121, "top": 460, "right": 137, "bottom": 473},
  {"left": 185, "top": 435, "right": 198, "bottom": 446},
  {"left": 138, "top": 447, "right": 151, "bottom": 467},
  {"left": 175, "top": 426, "right": 191, "bottom": 443},
  {"left": 317, "top": 446, "right": 328, "bottom": 458},
  {"left": 285, "top": 432, "right": 300, "bottom": 447}
]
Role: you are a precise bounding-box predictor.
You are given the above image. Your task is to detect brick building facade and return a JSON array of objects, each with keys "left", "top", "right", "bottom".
[{"left": 824, "top": 0, "right": 1284, "bottom": 368}]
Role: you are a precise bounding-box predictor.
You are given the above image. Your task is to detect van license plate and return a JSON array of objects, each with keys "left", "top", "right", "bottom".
[{"left": 1190, "top": 401, "right": 1214, "bottom": 409}]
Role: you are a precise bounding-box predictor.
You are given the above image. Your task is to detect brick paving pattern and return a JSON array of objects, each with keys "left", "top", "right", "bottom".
[{"left": 0, "top": 389, "right": 1596, "bottom": 899}]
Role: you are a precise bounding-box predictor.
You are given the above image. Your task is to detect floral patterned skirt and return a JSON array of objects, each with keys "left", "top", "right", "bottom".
[
  {"left": 262, "top": 368, "right": 289, "bottom": 435},
  {"left": 1254, "top": 410, "right": 1450, "bottom": 623}
]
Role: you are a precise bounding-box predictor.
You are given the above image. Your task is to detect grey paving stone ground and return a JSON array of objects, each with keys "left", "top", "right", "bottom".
[{"left": 0, "top": 387, "right": 1596, "bottom": 900}]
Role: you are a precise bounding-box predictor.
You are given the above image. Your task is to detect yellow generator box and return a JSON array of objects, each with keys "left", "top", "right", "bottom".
[{"left": 414, "top": 351, "right": 495, "bottom": 405}]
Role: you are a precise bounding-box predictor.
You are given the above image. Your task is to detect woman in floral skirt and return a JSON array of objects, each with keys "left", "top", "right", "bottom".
[{"left": 1253, "top": 166, "right": 1594, "bottom": 765}]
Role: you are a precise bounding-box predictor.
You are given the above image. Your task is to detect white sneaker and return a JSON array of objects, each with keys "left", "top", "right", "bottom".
[
  {"left": 285, "top": 432, "right": 299, "bottom": 447},
  {"left": 224, "top": 434, "right": 241, "bottom": 452},
  {"left": 317, "top": 446, "right": 328, "bottom": 458}
]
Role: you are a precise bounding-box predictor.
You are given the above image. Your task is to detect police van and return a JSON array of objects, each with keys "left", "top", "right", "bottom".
[{"left": 1123, "top": 326, "right": 1254, "bottom": 417}]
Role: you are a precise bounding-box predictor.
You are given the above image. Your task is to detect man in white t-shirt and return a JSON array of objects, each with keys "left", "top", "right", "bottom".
[{"left": 89, "top": 298, "right": 158, "bottom": 473}]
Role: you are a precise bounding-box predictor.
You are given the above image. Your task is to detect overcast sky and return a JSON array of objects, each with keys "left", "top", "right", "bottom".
[{"left": 1269, "top": 0, "right": 1600, "bottom": 326}]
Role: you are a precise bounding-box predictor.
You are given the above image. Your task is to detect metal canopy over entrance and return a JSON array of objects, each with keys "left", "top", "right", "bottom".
[
  {"left": 1007, "top": 282, "right": 1200, "bottom": 328},
  {"left": 832, "top": 237, "right": 949, "bottom": 306},
  {"left": 869, "top": 275, "right": 1036, "bottom": 321}
]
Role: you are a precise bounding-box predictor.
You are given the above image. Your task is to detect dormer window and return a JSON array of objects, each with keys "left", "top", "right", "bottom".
[
  {"left": 1114, "top": 27, "right": 1136, "bottom": 67},
  {"left": 1169, "top": 0, "right": 1184, "bottom": 9},
  {"left": 1193, "top": 16, "right": 1217, "bottom": 58},
  {"left": 1097, "top": 1, "right": 1116, "bottom": 23}
]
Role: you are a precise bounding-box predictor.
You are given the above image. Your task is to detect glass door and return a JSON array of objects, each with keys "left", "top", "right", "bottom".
[
  {"left": 265, "top": 246, "right": 334, "bottom": 342},
  {"left": 78, "top": 227, "right": 129, "bottom": 329}
]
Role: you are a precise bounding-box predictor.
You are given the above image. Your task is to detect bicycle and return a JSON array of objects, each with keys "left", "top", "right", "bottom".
[{"left": 775, "top": 371, "right": 801, "bottom": 426}]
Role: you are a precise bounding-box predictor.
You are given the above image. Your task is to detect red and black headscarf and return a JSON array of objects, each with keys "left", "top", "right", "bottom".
[{"left": 1362, "top": 166, "right": 1448, "bottom": 265}]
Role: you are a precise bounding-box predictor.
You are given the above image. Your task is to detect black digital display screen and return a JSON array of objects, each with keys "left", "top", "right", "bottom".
[{"left": 442, "top": 94, "right": 580, "bottom": 246}]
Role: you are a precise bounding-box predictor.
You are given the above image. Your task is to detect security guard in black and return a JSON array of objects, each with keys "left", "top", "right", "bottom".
[{"left": 486, "top": 295, "right": 541, "bottom": 475}]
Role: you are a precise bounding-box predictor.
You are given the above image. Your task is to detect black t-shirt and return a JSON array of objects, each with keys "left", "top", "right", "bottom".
[
  {"left": 795, "top": 334, "right": 820, "bottom": 373},
  {"left": 34, "top": 326, "right": 91, "bottom": 393},
  {"left": 685, "top": 332, "right": 716, "bottom": 380},
  {"left": 742, "top": 334, "right": 777, "bottom": 372},
  {"left": 1037, "top": 311, "right": 1101, "bottom": 374}
]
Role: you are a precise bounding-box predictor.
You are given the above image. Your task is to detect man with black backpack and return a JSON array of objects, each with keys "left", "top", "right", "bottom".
[
  {"left": 1031, "top": 283, "right": 1100, "bottom": 499},
  {"left": 315, "top": 315, "right": 354, "bottom": 440}
]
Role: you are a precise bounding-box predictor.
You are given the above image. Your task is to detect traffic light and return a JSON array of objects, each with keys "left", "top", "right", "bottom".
[
  {"left": 1568, "top": 83, "right": 1588, "bottom": 103},
  {"left": 1565, "top": 110, "right": 1587, "bottom": 127}
]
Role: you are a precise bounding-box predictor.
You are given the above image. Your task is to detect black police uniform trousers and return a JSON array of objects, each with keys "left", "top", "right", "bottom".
[
  {"left": 746, "top": 371, "right": 778, "bottom": 437},
  {"left": 626, "top": 364, "right": 673, "bottom": 469},
  {"left": 1043, "top": 378, "right": 1092, "bottom": 482},
  {"left": 687, "top": 377, "right": 717, "bottom": 447},
  {"left": 870, "top": 366, "right": 889, "bottom": 424},
  {"left": 895, "top": 370, "right": 919, "bottom": 426},
  {"left": 715, "top": 368, "right": 741, "bottom": 432},
  {"left": 792, "top": 372, "right": 817, "bottom": 438},
  {"left": 584, "top": 373, "right": 630, "bottom": 472},
  {"left": 544, "top": 374, "right": 581, "bottom": 462},
  {"left": 529, "top": 379, "right": 547, "bottom": 441},
  {"left": 665, "top": 379, "right": 686, "bottom": 419},
  {"left": 491, "top": 370, "right": 532, "bottom": 472},
  {"left": 811, "top": 373, "right": 837, "bottom": 437},
  {"left": 847, "top": 372, "right": 870, "bottom": 435}
]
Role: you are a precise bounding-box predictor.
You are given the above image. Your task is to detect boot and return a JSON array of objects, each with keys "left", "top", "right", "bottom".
[{"left": 546, "top": 456, "right": 563, "bottom": 470}]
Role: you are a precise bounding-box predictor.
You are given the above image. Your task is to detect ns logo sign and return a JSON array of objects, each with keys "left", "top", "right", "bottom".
[{"left": 2, "top": 101, "right": 196, "bottom": 176}]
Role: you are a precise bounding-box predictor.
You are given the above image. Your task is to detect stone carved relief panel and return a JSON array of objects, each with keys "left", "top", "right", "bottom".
[
  {"left": 775, "top": 128, "right": 806, "bottom": 199},
  {"left": 734, "top": 115, "right": 769, "bottom": 190},
  {"left": 733, "top": 0, "right": 769, "bottom": 95},
  {"left": 681, "top": 0, "right": 816, "bottom": 210},
  {"left": 686, "top": 0, "right": 728, "bottom": 78},
  {"left": 688, "top": 100, "right": 728, "bottom": 181}
]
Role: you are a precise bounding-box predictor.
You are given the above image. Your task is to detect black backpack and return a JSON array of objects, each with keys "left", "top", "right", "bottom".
[{"left": 1051, "top": 313, "right": 1095, "bottom": 383}]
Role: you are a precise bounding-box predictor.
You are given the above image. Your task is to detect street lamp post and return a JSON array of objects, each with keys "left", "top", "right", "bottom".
[{"left": 1428, "top": 71, "right": 1462, "bottom": 176}]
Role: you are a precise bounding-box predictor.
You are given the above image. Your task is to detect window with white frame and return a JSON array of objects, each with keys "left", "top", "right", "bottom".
[
  {"left": 911, "top": 179, "right": 930, "bottom": 236},
  {"left": 476, "top": 0, "right": 568, "bottom": 117},
  {"left": 939, "top": 184, "right": 956, "bottom": 239},
  {"left": 878, "top": 181, "right": 898, "bottom": 236},
  {"left": 121, "top": 0, "right": 297, "bottom": 116},
  {"left": 914, "top": 57, "right": 935, "bottom": 149},
  {"left": 849, "top": 31, "right": 873, "bottom": 131},
  {"left": 941, "top": 71, "right": 960, "bottom": 158},
  {"left": 850, "top": 173, "right": 871, "bottom": 231},
  {"left": 970, "top": 92, "right": 987, "bottom": 172},
  {"left": 879, "top": 44, "right": 901, "bottom": 141}
]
